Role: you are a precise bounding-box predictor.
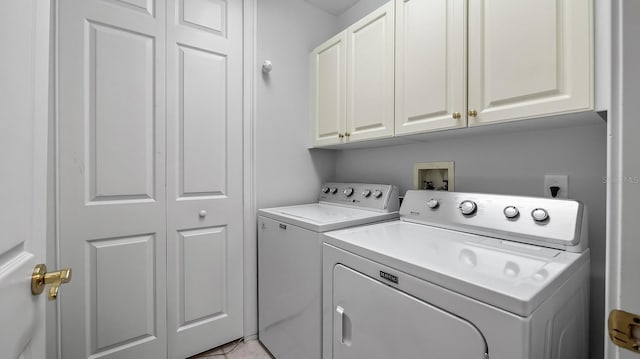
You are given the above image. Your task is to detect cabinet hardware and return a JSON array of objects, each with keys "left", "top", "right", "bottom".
[
  {"left": 452, "top": 112, "right": 462, "bottom": 119},
  {"left": 468, "top": 109, "right": 478, "bottom": 117}
]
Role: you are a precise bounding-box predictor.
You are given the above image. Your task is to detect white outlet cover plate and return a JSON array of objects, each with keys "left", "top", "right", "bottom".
[{"left": 544, "top": 175, "right": 569, "bottom": 198}]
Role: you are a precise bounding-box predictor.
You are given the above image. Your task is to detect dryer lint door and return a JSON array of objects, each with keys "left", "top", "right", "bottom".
[{"left": 332, "top": 264, "right": 487, "bottom": 359}]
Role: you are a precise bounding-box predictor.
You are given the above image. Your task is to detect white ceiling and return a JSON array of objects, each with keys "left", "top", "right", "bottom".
[{"left": 304, "top": 0, "right": 361, "bottom": 16}]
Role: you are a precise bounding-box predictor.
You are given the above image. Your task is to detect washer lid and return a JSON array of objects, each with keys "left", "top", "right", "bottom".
[
  {"left": 258, "top": 204, "right": 398, "bottom": 232},
  {"left": 323, "top": 221, "right": 589, "bottom": 316}
]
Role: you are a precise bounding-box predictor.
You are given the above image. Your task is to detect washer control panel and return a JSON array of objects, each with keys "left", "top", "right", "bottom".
[
  {"left": 318, "top": 182, "right": 400, "bottom": 212},
  {"left": 400, "top": 190, "right": 587, "bottom": 252}
]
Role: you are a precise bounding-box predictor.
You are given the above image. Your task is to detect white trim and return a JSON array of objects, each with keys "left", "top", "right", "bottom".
[
  {"left": 33, "top": 0, "right": 52, "bottom": 358},
  {"left": 605, "top": 0, "right": 622, "bottom": 357},
  {"left": 242, "top": 0, "right": 258, "bottom": 338}
]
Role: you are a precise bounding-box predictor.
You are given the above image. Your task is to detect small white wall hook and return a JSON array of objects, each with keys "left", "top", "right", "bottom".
[{"left": 262, "top": 60, "right": 273, "bottom": 73}]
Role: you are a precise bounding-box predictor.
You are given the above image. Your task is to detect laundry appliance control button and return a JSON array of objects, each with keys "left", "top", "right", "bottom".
[
  {"left": 329, "top": 187, "right": 338, "bottom": 194},
  {"left": 343, "top": 187, "right": 354, "bottom": 197},
  {"left": 373, "top": 190, "right": 383, "bottom": 198},
  {"left": 531, "top": 208, "right": 549, "bottom": 222},
  {"left": 362, "top": 189, "right": 372, "bottom": 197},
  {"left": 321, "top": 187, "right": 329, "bottom": 193},
  {"left": 503, "top": 206, "right": 519, "bottom": 219},
  {"left": 426, "top": 199, "right": 439, "bottom": 209},
  {"left": 459, "top": 200, "right": 477, "bottom": 215}
]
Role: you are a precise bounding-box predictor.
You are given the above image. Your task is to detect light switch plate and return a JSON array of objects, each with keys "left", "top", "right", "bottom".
[{"left": 544, "top": 175, "right": 569, "bottom": 198}]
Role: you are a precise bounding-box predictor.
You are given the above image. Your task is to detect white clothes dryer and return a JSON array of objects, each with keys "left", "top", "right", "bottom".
[
  {"left": 322, "top": 190, "right": 590, "bottom": 359},
  {"left": 258, "top": 183, "right": 399, "bottom": 359}
]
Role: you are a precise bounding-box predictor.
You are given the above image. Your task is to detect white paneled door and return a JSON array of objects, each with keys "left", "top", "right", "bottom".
[
  {"left": 57, "top": 0, "right": 168, "bottom": 358},
  {"left": 57, "top": 0, "right": 244, "bottom": 358},
  {"left": 0, "top": 0, "right": 50, "bottom": 358},
  {"left": 166, "top": 0, "right": 244, "bottom": 358}
]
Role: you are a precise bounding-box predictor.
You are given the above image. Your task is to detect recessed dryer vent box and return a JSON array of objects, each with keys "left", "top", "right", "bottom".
[{"left": 414, "top": 162, "right": 455, "bottom": 191}]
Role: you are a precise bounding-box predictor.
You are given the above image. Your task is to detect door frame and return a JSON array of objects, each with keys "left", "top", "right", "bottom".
[
  {"left": 605, "top": 0, "right": 640, "bottom": 358},
  {"left": 48, "top": 0, "right": 259, "bottom": 355},
  {"left": 242, "top": 0, "right": 259, "bottom": 340}
]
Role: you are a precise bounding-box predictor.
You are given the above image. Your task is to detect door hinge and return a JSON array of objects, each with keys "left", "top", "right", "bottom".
[{"left": 608, "top": 309, "right": 640, "bottom": 353}]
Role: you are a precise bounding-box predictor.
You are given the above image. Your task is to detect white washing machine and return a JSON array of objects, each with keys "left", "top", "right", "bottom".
[
  {"left": 322, "top": 190, "right": 590, "bottom": 359},
  {"left": 258, "top": 182, "right": 400, "bottom": 359}
]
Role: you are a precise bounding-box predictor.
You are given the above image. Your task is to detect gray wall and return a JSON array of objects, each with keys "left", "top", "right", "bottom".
[
  {"left": 256, "top": 0, "right": 338, "bottom": 210},
  {"left": 335, "top": 120, "right": 607, "bottom": 358},
  {"left": 250, "top": 0, "right": 338, "bottom": 336}
]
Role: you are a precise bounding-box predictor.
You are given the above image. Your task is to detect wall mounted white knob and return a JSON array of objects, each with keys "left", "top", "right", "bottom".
[
  {"left": 199, "top": 210, "right": 207, "bottom": 218},
  {"left": 262, "top": 60, "right": 273, "bottom": 73}
]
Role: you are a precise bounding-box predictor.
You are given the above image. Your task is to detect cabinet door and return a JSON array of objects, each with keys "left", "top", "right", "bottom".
[
  {"left": 346, "top": 2, "right": 395, "bottom": 142},
  {"left": 468, "top": 0, "right": 592, "bottom": 126},
  {"left": 313, "top": 32, "right": 347, "bottom": 147},
  {"left": 395, "top": 0, "right": 466, "bottom": 135}
]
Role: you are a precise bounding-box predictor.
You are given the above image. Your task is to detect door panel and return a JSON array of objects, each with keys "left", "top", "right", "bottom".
[
  {"left": 332, "top": 264, "right": 487, "bottom": 359},
  {"left": 166, "top": 0, "right": 244, "bottom": 357},
  {"left": 313, "top": 33, "right": 347, "bottom": 147},
  {"left": 395, "top": 0, "right": 466, "bottom": 135},
  {"left": 467, "top": 0, "right": 592, "bottom": 125},
  {"left": 0, "top": 0, "right": 49, "bottom": 358},
  {"left": 57, "top": 0, "right": 167, "bottom": 357},
  {"left": 346, "top": 2, "right": 394, "bottom": 142},
  {"left": 88, "top": 22, "right": 156, "bottom": 201}
]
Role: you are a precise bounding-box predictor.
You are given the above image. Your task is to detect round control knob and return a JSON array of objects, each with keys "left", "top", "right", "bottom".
[
  {"left": 459, "top": 200, "right": 477, "bottom": 215},
  {"left": 329, "top": 187, "right": 338, "bottom": 194},
  {"left": 362, "top": 189, "right": 372, "bottom": 197},
  {"left": 503, "top": 206, "right": 519, "bottom": 219},
  {"left": 427, "top": 199, "right": 439, "bottom": 209},
  {"left": 321, "top": 186, "right": 330, "bottom": 193},
  {"left": 343, "top": 187, "right": 354, "bottom": 197},
  {"left": 199, "top": 210, "right": 207, "bottom": 218},
  {"left": 373, "top": 190, "right": 383, "bottom": 198},
  {"left": 531, "top": 208, "right": 549, "bottom": 222}
]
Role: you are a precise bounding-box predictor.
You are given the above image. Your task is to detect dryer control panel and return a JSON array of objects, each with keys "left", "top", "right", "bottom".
[
  {"left": 319, "top": 183, "right": 399, "bottom": 213},
  {"left": 400, "top": 190, "right": 588, "bottom": 252}
]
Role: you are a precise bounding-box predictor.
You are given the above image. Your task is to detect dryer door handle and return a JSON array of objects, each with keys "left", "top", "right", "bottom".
[{"left": 336, "top": 306, "right": 352, "bottom": 346}]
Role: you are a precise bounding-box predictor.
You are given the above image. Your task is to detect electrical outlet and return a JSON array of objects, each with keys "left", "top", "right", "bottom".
[{"left": 544, "top": 175, "right": 569, "bottom": 198}]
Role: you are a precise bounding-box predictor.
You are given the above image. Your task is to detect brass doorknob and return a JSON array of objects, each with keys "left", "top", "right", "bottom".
[
  {"left": 345, "top": 132, "right": 351, "bottom": 137},
  {"left": 452, "top": 112, "right": 462, "bottom": 119},
  {"left": 338, "top": 133, "right": 344, "bottom": 138},
  {"left": 31, "top": 264, "right": 72, "bottom": 301},
  {"left": 468, "top": 109, "right": 478, "bottom": 117}
]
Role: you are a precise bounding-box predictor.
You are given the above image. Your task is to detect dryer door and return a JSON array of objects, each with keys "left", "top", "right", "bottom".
[{"left": 333, "top": 264, "right": 487, "bottom": 359}]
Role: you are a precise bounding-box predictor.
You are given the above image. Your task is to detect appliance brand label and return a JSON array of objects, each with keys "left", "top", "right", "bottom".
[
  {"left": 380, "top": 271, "right": 398, "bottom": 284},
  {"left": 279, "top": 224, "right": 287, "bottom": 230}
]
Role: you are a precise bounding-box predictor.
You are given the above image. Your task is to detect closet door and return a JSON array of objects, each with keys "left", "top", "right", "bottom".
[
  {"left": 57, "top": 0, "right": 168, "bottom": 358},
  {"left": 166, "top": 0, "right": 244, "bottom": 358}
]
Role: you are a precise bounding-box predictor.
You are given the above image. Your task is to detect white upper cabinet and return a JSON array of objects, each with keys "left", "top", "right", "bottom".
[
  {"left": 311, "top": 0, "right": 595, "bottom": 147},
  {"left": 395, "top": 0, "right": 467, "bottom": 135},
  {"left": 312, "top": 2, "right": 394, "bottom": 147},
  {"left": 313, "top": 32, "right": 347, "bottom": 147},
  {"left": 467, "top": 0, "right": 593, "bottom": 126},
  {"left": 346, "top": 1, "right": 395, "bottom": 142}
]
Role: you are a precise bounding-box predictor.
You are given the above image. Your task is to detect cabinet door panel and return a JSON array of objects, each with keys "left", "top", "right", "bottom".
[
  {"left": 395, "top": 0, "right": 466, "bottom": 135},
  {"left": 313, "top": 33, "right": 347, "bottom": 147},
  {"left": 468, "top": 0, "right": 592, "bottom": 125},
  {"left": 346, "top": 2, "right": 394, "bottom": 142}
]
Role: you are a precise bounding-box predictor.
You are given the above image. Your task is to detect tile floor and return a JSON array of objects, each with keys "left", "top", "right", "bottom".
[{"left": 189, "top": 339, "right": 274, "bottom": 359}]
